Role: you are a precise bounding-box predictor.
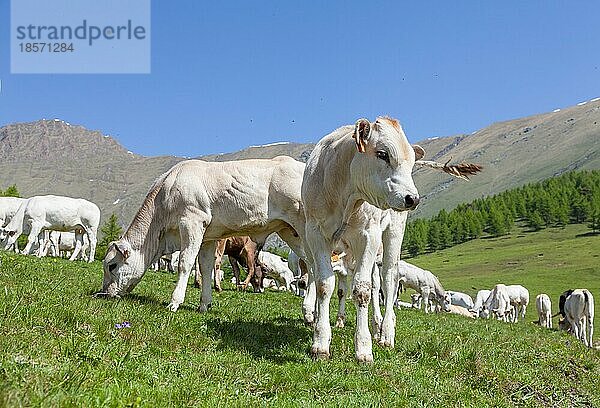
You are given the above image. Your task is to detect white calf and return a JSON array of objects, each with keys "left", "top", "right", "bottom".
[
  {"left": 483, "top": 284, "right": 514, "bottom": 322},
  {"left": 397, "top": 260, "right": 447, "bottom": 314},
  {"left": 505, "top": 285, "right": 530, "bottom": 323},
  {"left": 536, "top": 294, "right": 552, "bottom": 329},
  {"left": 471, "top": 289, "right": 492, "bottom": 318},
  {"left": 445, "top": 290, "right": 474, "bottom": 310},
  {"left": 445, "top": 304, "right": 475, "bottom": 318},
  {"left": 3, "top": 195, "right": 100, "bottom": 262},
  {"left": 559, "top": 289, "right": 594, "bottom": 348},
  {"left": 257, "top": 251, "right": 295, "bottom": 291}
]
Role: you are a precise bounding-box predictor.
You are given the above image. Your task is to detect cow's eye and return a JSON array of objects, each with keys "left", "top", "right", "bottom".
[
  {"left": 8, "top": 231, "right": 15, "bottom": 237},
  {"left": 376, "top": 150, "right": 389, "bottom": 163}
]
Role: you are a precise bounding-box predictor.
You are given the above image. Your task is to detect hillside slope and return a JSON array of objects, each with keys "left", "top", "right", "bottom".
[
  {"left": 0, "top": 99, "right": 598, "bottom": 224},
  {"left": 1, "top": 245, "right": 599, "bottom": 406}
]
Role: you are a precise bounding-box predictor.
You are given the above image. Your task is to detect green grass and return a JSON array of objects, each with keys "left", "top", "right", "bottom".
[{"left": 1, "top": 224, "right": 599, "bottom": 407}]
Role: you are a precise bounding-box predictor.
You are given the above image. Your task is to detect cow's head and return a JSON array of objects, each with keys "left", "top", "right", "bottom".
[
  {"left": 100, "top": 239, "right": 144, "bottom": 297},
  {"left": 442, "top": 292, "right": 452, "bottom": 312},
  {"left": 350, "top": 117, "right": 423, "bottom": 211}
]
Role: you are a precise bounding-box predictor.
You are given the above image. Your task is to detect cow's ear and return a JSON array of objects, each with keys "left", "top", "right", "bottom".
[
  {"left": 115, "top": 241, "right": 131, "bottom": 260},
  {"left": 413, "top": 145, "right": 425, "bottom": 161},
  {"left": 353, "top": 118, "right": 371, "bottom": 153}
]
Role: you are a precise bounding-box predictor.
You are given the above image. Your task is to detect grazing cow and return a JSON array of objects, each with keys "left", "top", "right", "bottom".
[
  {"left": 505, "top": 285, "right": 530, "bottom": 323},
  {"left": 212, "top": 236, "right": 262, "bottom": 292},
  {"left": 0, "top": 197, "right": 26, "bottom": 252},
  {"left": 100, "top": 157, "right": 307, "bottom": 313},
  {"left": 398, "top": 260, "right": 447, "bottom": 314},
  {"left": 3, "top": 195, "right": 100, "bottom": 262},
  {"left": 445, "top": 290, "right": 474, "bottom": 310},
  {"left": 257, "top": 251, "right": 295, "bottom": 291},
  {"left": 558, "top": 289, "right": 594, "bottom": 347},
  {"left": 301, "top": 117, "right": 424, "bottom": 362},
  {"left": 483, "top": 284, "right": 514, "bottom": 322},
  {"left": 444, "top": 304, "right": 475, "bottom": 318},
  {"left": 536, "top": 293, "right": 552, "bottom": 329},
  {"left": 471, "top": 289, "right": 492, "bottom": 318}
]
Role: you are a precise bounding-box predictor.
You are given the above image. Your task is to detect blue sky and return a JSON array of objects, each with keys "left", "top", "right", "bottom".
[{"left": 1, "top": 1, "right": 598, "bottom": 157}]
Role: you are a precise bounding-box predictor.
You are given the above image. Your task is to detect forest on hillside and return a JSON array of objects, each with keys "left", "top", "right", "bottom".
[{"left": 402, "top": 170, "right": 600, "bottom": 257}]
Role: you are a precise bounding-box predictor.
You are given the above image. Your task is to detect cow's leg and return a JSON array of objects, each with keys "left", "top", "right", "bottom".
[
  {"left": 335, "top": 271, "right": 348, "bottom": 328},
  {"left": 348, "top": 226, "right": 381, "bottom": 363},
  {"left": 85, "top": 228, "right": 97, "bottom": 263},
  {"left": 34, "top": 231, "right": 46, "bottom": 257},
  {"left": 230, "top": 258, "right": 243, "bottom": 290},
  {"left": 587, "top": 306, "right": 594, "bottom": 348},
  {"left": 167, "top": 216, "right": 206, "bottom": 312},
  {"left": 197, "top": 240, "right": 217, "bottom": 312},
  {"left": 22, "top": 224, "right": 43, "bottom": 255},
  {"left": 304, "top": 220, "right": 335, "bottom": 359},
  {"left": 371, "top": 262, "right": 383, "bottom": 342},
  {"left": 69, "top": 231, "right": 84, "bottom": 261},
  {"left": 302, "top": 271, "right": 316, "bottom": 326},
  {"left": 378, "top": 212, "right": 405, "bottom": 347},
  {"left": 579, "top": 317, "right": 588, "bottom": 347},
  {"left": 421, "top": 288, "right": 430, "bottom": 314}
]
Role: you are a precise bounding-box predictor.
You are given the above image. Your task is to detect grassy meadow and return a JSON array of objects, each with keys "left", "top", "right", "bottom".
[{"left": 1, "top": 224, "right": 599, "bottom": 407}]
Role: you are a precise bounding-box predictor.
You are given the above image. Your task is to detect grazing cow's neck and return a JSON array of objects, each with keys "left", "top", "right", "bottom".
[{"left": 123, "top": 176, "right": 169, "bottom": 271}]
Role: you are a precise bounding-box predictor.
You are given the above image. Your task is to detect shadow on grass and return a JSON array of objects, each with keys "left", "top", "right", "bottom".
[
  {"left": 86, "top": 290, "right": 198, "bottom": 312},
  {"left": 575, "top": 231, "right": 600, "bottom": 238},
  {"left": 207, "top": 317, "right": 311, "bottom": 364}
]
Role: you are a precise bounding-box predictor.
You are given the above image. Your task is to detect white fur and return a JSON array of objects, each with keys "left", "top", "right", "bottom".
[
  {"left": 536, "top": 293, "right": 552, "bottom": 329},
  {"left": 101, "top": 157, "right": 307, "bottom": 313},
  {"left": 560, "top": 289, "right": 594, "bottom": 347},
  {"left": 3, "top": 195, "right": 100, "bottom": 262},
  {"left": 302, "top": 117, "right": 420, "bottom": 362}
]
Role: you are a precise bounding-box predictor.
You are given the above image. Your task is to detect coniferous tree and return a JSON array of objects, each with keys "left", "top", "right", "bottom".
[
  {"left": 95, "top": 214, "right": 124, "bottom": 260},
  {"left": 1, "top": 185, "right": 20, "bottom": 197}
]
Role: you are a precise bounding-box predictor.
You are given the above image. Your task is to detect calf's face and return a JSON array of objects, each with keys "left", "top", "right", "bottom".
[
  {"left": 101, "top": 240, "right": 144, "bottom": 297},
  {"left": 351, "top": 117, "right": 423, "bottom": 212}
]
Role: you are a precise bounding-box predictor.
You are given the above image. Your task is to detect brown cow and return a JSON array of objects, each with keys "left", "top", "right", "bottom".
[{"left": 197, "top": 236, "right": 263, "bottom": 292}]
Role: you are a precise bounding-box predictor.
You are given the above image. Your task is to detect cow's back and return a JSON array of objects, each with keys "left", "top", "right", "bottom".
[
  {"left": 0, "top": 197, "right": 26, "bottom": 223},
  {"left": 160, "top": 158, "right": 304, "bottom": 240}
]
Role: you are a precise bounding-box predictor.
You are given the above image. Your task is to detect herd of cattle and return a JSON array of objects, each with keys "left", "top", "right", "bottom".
[{"left": 0, "top": 117, "right": 596, "bottom": 361}]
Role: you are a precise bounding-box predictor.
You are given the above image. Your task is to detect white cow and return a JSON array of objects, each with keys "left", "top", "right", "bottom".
[
  {"left": 42, "top": 230, "right": 90, "bottom": 260},
  {"left": 558, "top": 289, "right": 594, "bottom": 348},
  {"left": 536, "top": 293, "right": 552, "bottom": 329},
  {"left": 445, "top": 290, "right": 474, "bottom": 310},
  {"left": 302, "top": 117, "right": 423, "bottom": 362},
  {"left": 483, "top": 284, "right": 514, "bottom": 322},
  {"left": 257, "top": 251, "right": 295, "bottom": 291},
  {"left": 100, "top": 157, "right": 308, "bottom": 313},
  {"left": 397, "top": 260, "right": 447, "bottom": 314},
  {"left": 505, "top": 285, "right": 530, "bottom": 323},
  {"left": 3, "top": 195, "right": 100, "bottom": 262},
  {"left": 471, "top": 289, "right": 492, "bottom": 318},
  {"left": 445, "top": 304, "right": 475, "bottom": 318},
  {"left": 0, "top": 197, "right": 27, "bottom": 252}
]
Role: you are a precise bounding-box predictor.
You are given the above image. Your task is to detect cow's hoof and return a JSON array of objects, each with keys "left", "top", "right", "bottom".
[
  {"left": 356, "top": 352, "right": 374, "bottom": 364},
  {"left": 311, "top": 348, "right": 330, "bottom": 360},
  {"left": 214, "top": 286, "right": 222, "bottom": 293},
  {"left": 197, "top": 303, "right": 211, "bottom": 313},
  {"left": 335, "top": 317, "right": 345, "bottom": 328},
  {"left": 377, "top": 338, "right": 394, "bottom": 348},
  {"left": 303, "top": 313, "right": 315, "bottom": 327},
  {"left": 166, "top": 302, "right": 180, "bottom": 312}
]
